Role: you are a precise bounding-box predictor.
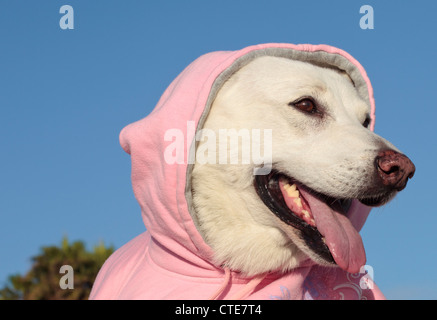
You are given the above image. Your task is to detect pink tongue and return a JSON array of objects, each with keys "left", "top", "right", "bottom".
[{"left": 298, "top": 188, "right": 366, "bottom": 273}]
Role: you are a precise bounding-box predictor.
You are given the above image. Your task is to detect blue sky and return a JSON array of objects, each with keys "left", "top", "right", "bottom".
[{"left": 0, "top": 0, "right": 436, "bottom": 299}]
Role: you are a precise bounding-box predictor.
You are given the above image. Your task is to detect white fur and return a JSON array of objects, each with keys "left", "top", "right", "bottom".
[{"left": 191, "top": 56, "right": 397, "bottom": 276}]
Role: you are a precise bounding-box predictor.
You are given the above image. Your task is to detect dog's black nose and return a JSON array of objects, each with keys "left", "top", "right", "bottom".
[{"left": 375, "top": 150, "right": 415, "bottom": 191}]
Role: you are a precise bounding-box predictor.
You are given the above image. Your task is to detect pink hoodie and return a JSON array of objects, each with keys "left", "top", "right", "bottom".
[{"left": 90, "top": 43, "right": 385, "bottom": 300}]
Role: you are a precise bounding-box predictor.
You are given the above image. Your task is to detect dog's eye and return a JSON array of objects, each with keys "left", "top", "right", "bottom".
[
  {"left": 362, "top": 117, "right": 371, "bottom": 128},
  {"left": 291, "top": 98, "right": 318, "bottom": 114}
]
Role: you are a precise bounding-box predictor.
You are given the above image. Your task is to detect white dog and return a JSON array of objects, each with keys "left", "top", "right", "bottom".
[
  {"left": 191, "top": 55, "right": 415, "bottom": 276},
  {"left": 90, "top": 44, "right": 415, "bottom": 300}
]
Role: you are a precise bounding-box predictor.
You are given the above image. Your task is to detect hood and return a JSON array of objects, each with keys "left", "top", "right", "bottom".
[
  {"left": 120, "top": 43, "right": 375, "bottom": 264},
  {"left": 91, "top": 43, "right": 384, "bottom": 300}
]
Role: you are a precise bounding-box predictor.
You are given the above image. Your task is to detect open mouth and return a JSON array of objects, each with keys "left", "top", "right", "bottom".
[{"left": 254, "top": 170, "right": 369, "bottom": 273}]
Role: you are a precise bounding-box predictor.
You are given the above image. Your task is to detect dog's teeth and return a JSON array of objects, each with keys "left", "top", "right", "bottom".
[
  {"left": 285, "top": 184, "right": 299, "bottom": 198},
  {"left": 293, "top": 198, "right": 302, "bottom": 208},
  {"left": 288, "top": 184, "right": 297, "bottom": 192},
  {"left": 283, "top": 183, "right": 295, "bottom": 190},
  {"left": 289, "top": 190, "right": 299, "bottom": 198},
  {"left": 302, "top": 210, "right": 310, "bottom": 218}
]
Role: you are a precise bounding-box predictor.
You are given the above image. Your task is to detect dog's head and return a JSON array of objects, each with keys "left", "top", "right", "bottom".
[{"left": 191, "top": 56, "right": 415, "bottom": 275}]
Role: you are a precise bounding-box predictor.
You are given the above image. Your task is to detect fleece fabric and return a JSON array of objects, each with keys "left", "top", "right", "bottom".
[{"left": 90, "top": 43, "right": 385, "bottom": 300}]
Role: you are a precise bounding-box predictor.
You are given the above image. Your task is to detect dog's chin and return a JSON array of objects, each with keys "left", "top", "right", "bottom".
[
  {"left": 254, "top": 170, "right": 394, "bottom": 270},
  {"left": 358, "top": 192, "right": 396, "bottom": 207}
]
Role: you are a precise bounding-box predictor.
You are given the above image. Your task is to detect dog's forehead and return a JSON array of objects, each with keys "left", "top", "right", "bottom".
[
  {"left": 322, "top": 67, "right": 371, "bottom": 115},
  {"left": 225, "top": 55, "right": 371, "bottom": 121},
  {"left": 241, "top": 56, "right": 360, "bottom": 95}
]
